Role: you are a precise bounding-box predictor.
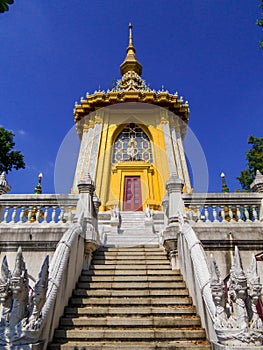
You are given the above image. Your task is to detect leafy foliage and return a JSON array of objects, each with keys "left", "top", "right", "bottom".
[
  {"left": 237, "top": 136, "right": 263, "bottom": 191},
  {"left": 0, "top": 127, "right": 25, "bottom": 174},
  {"left": 0, "top": 0, "right": 14, "bottom": 13},
  {"left": 257, "top": 0, "right": 263, "bottom": 48}
]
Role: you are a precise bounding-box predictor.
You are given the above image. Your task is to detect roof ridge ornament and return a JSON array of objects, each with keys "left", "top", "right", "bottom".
[{"left": 120, "top": 23, "right": 142, "bottom": 76}]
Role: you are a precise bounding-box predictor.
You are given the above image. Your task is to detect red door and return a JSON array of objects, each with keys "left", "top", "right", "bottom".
[{"left": 123, "top": 176, "right": 142, "bottom": 211}]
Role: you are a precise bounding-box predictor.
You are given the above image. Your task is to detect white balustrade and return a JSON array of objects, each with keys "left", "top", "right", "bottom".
[
  {"left": 0, "top": 194, "right": 78, "bottom": 224},
  {"left": 183, "top": 193, "right": 262, "bottom": 224}
]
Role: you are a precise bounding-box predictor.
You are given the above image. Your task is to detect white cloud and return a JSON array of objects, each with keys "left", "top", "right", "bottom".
[{"left": 18, "top": 129, "right": 27, "bottom": 136}]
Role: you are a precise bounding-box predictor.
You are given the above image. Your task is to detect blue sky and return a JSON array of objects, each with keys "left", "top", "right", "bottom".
[{"left": 0, "top": 1, "right": 262, "bottom": 194}]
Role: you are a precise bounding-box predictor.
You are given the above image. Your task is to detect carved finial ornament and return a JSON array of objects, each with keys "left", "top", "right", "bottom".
[
  {"left": 0, "top": 172, "right": 11, "bottom": 195},
  {"left": 210, "top": 247, "right": 263, "bottom": 345},
  {"left": 120, "top": 23, "right": 142, "bottom": 76}
]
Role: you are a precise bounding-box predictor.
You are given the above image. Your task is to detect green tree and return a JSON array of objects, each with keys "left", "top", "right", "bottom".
[
  {"left": 257, "top": 0, "right": 263, "bottom": 48},
  {"left": 0, "top": 0, "right": 14, "bottom": 13},
  {"left": 237, "top": 136, "right": 263, "bottom": 191},
  {"left": 0, "top": 127, "right": 25, "bottom": 174}
]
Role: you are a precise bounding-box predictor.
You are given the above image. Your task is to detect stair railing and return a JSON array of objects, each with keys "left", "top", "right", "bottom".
[
  {"left": 177, "top": 215, "right": 217, "bottom": 342},
  {"left": 161, "top": 174, "right": 217, "bottom": 342},
  {"left": 0, "top": 174, "right": 101, "bottom": 349},
  {"left": 162, "top": 174, "right": 263, "bottom": 348}
]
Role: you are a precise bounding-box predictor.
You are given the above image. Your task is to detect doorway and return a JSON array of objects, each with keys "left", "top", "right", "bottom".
[{"left": 123, "top": 176, "right": 142, "bottom": 211}]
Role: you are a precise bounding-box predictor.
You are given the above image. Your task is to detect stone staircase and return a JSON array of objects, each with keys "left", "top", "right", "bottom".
[
  {"left": 120, "top": 211, "right": 146, "bottom": 229},
  {"left": 49, "top": 245, "right": 211, "bottom": 349},
  {"left": 104, "top": 211, "right": 160, "bottom": 246}
]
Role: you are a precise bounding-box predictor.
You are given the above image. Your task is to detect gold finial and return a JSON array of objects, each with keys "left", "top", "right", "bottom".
[
  {"left": 128, "top": 22, "right": 133, "bottom": 47},
  {"left": 120, "top": 23, "right": 142, "bottom": 76}
]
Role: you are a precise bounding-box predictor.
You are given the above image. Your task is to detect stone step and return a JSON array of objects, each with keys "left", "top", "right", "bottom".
[
  {"left": 105, "top": 234, "right": 158, "bottom": 239},
  {"left": 120, "top": 212, "right": 145, "bottom": 216},
  {"left": 119, "top": 227, "right": 146, "bottom": 231},
  {"left": 64, "top": 305, "right": 196, "bottom": 316},
  {"left": 49, "top": 244, "right": 210, "bottom": 349},
  {"left": 78, "top": 275, "right": 183, "bottom": 282},
  {"left": 49, "top": 342, "right": 211, "bottom": 350},
  {"left": 95, "top": 251, "right": 167, "bottom": 257},
  {"left": 97, "top": 246, "right": 161, "bottom": 251},
  {"left": 89, "top": 264, "right": 172, "bottom": 270},
  {"left": 82, "top": 269, "right": 180, "bottom": 276},
  {"left": 94, "top": 254, "right": 167, "bottom": 260},
  {"left": 60, "top": 315, "right": 201, "bottom": 327},
  {"left": 105, "top": 239, "right": 160, "bottom": 246},
  {"left": 105, "top": 238, "right": 158, "bottom": 242},
  {"left": 76, "top": 281, "right": 186, "bottom": 289},
  {"left": 54, "top": 328, "right": 206, "bottom": 341},
  {"left": 73, "top": 288, "right": 190, "bottom": 297},
  {"left": 69, "top": 296, "right": 192, "bottom": 306},
  {"left": 120, "top": 221, "right": 146, "bottom": 224},
  {"left": 91, "top": 259, "right": 170, "bottom": 265}
]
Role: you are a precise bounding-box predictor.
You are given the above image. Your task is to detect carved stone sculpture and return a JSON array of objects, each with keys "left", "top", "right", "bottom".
[
  {"left": 247, "top": 256, "right": 263, "bottom": 331},
  {"left": 210, "top": 246, "right": 263, "bottom": 346},
  {"left": 210, "top": 255, "right": 228, "bottom": 329},
  {"left": 0, "top": 248, "right": 49, "bottom": 345},
  {"left": 0, "top": 257, "right": 12, "bottom": 324},
  {"left": 110, "top": 205, "right": 120, "bottom": 219},
  {"left": 227, "top": 247, "right": 248, "bottom": 331},
  {"left": 145, "top": 205, "right": 152, "bottom": 218},
  {"left": 26, "top": 256, "right": 49, "bottom": 330},
  {"left": 9, "top": 246, "right": 29, "bottom": 328},
  {"left": 0, "top": 172, "right": 11, "bottom": 195}
]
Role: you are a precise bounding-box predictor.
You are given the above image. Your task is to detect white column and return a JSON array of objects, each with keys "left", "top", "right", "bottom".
[
  {"left": 72, "top": 126, "right": 94, "bottom": 193},
  {"left": 170, "top": 126, "right": 184, "bottom": 180},
  {"left": 162, "top": 122, "right": 177, "bottom": 175},
  {"left": 176, "top": 131, "right": 191, "bottom": 193},
  {"left": 88, "top": 122, "right": 102, "bottom": 181}
]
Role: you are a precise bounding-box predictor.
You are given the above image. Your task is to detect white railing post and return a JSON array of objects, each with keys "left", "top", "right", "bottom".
[
  {"left": 162, "top": 174, "right": 185, "bottom": 270},
  {"left": 165, "top": 173, "right": 184, "bottom": 225},
  {"left": 76, "top": 173, "right": 101, "bottom": 269}
]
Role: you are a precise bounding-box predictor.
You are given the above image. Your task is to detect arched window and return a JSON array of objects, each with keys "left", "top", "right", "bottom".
[{"left": 112, "top": 123, "right": 153, "bottom": 163}]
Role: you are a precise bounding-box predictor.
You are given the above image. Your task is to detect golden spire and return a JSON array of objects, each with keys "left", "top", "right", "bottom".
[{"left": 120, "top": 23, "right": 142, "bottom": 76}]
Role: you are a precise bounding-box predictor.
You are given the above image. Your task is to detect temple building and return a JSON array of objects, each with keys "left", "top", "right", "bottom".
[
  {"left": 0, "top": 24, "right": 262, "bottom": 350},
  {"left": 72, "top": 23, "right": 191, "bottom": 211}
]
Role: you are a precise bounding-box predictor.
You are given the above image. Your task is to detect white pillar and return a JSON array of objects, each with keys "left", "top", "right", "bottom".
[
  {"left": 88, "top": 121, "right": 102, "bottom": 181},
  {"left": 162, "top": 122, "right": 177, "bottom": 175},
  {"left": 176, "top": 131, "right": 191, "bottom": 193}
]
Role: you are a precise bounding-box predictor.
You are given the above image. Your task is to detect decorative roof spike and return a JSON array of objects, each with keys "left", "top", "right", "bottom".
[
  {"left": 220, "top": 172, "right": 229, "bottom": 193},
  {"left": 120, "top": 23, "right": 142, "bottom": 76}
]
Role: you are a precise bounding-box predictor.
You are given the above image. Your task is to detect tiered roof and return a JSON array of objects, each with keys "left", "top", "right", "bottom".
[{"left": 74, "top": 24, "right": 189, "bottom": 124}]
